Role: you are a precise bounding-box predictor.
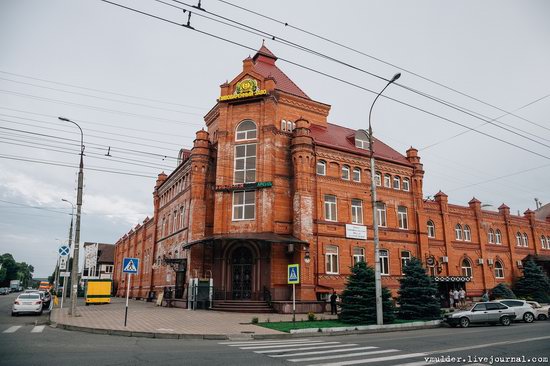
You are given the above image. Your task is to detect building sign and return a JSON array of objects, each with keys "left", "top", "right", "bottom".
[
  {"left": 215, "top": 181, "right": 272, "bottom": 192},
  {"left": 218, "top": 78, "right": 268, "bottom": 101},
  {"left": 345, "top": 224, "right": 367, "bottom": 240}
]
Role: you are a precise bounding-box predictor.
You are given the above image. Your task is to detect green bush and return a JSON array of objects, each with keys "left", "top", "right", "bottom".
[
  {"left": 251, "top": 317, "right": 258, "bottom": 324},
  {"left": 491, "top": 283, "right": 515, "bottom": 299}
]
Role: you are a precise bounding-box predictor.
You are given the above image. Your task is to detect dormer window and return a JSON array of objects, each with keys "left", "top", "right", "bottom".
[
  {"left": 355, "top": 130, "right": 369, "bottom": 150},
  {"left": 236, "top": 120, "right": 257, "bottom": 141}
]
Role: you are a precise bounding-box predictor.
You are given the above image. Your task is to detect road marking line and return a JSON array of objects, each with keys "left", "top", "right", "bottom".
[
  {"left": 390, "top": 361, "right": 429, "bottom": 366},
  {"left": 257, "top": 343, "right": 358, "bottom": 354},
  {"left": 269, "top": 346, "right": 376, "bottom": 358},
  {"left": 240, "top": 341, "right": 330, "bottom": 350},
  {"left": 425, "top": 335, "right": 550, "bottom": 355},
  {"left": 226, "top": 340, "right": 320, "bottom": 347},
  {"left": 220, "top": 339, "right": 313, "bottom": 345},
  {"left": 288, "top": 349, "right": 400, "bottom": 362},
  {"left": 311, "top": 352, "right": 428, "bottom": 366},
  {"left": 31, "top": 325, "right": 45, "bottom": 333},
  {"left": 3, "top": 326, "right": 22, "bottom": 333}
]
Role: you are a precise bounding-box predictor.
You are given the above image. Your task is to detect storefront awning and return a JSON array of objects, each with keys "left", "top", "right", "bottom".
[
  {"left": 432, "top": 276, "right": 472, "bottom": 282},
  {"left": 183, "top": 233, "right": 307, "bottom": 249}
]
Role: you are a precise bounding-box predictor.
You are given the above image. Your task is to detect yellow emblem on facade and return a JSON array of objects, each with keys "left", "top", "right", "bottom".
[{"left": 219, "top": 78, "right": 267, "bottom": 102}]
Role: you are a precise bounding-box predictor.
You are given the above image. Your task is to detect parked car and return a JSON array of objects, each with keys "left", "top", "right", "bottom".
[
  {"left": 494, "top": 299, "right": 536, "bottom": 323},
  {"left": 37, "top": 291, "right": 51, "bottom": 309},
  {"left": 444, "top": 302, "right": 516, "bottom": 328},
  {"left": 12, "top": 293, "right": 43, "bottom": 316},
  {"left": 527, "top": 301, "right": 549, "bottom": 320},
  {"left": 0, "top": 287, "right": 10, "bottom": 295}
]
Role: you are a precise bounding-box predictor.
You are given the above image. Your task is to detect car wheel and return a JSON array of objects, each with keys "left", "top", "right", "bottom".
[
  {"left": 523, "top": 312, "right": 534, "bottom": 323},
  {"left": 537, "top": 314, "right": 547, "bottom": 321},
  {"left": 459, "top": 317, "right": 470, "bottom": 328},
  {"left": 500, "top": 316, "right": 511, "bottom": 326}
]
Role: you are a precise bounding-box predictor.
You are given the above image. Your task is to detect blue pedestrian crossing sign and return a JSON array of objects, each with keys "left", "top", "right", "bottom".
[
  {"left": 122, "top": 257, "right": 139, "bottom": 274},
  {"left": 288, "top": 264, "right": 300, "bottom": 284}
]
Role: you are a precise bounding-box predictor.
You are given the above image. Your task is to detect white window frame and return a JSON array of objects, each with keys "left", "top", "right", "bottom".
[
  {"left": 355, "top": 130, "right": 369, "bottom": 150},
  {"left": 398, "top": 206, "right": 408, "bottom": 230},
  {"left": 325, "top": 245, "right": 339, "bottom": 274},
  {"left": 522, "top": 233, "right": 528, "bottom": 247},
  {"left": 352, "top": 167, "right": 361, "bottom": 182},
  {"left": 461, "top": 259, "right": 473, "bottom": 277},
  {"left": 375, "top": 172, "right": 381, "bottom": 186},
  {"left": 324, "top": 195, "right": 337, "bottom": 222},
  {"left": 180, "top": 204, "right": 185, "bottom": 228},
  {"left": 488, "top": 229, "right": 494, "bottom": 244},
  {"left": 427, "top": 220, "right": 435, "bottom": 238},
  {"left": 516, "top": 232, "right": 522, "bottom": 247},
  {"left": 232, "top": 190, "right": 255, "bottom": 221},
  {"left": 495, "top": 229, "right": 502, "bottom": 244},
  {"left": 317, "top": 160, "right": 326, "bottom": 176},
  {"left": 455, "top": 224, "right": 463, "bottom": 240},
  {"left": 376, "top": 202, "right": 387, "bottom": 227},
  {"left": 393, "top": 176, "right": 401, "bottom": 190},
  {"left": 402, "top": 178, "right": 410, "bottom": 191},
  {"left": 464, "top": 225, "right": 472, "bottom": 242},
  {"left": 342, "top": 165, "right": 350, "bottom": 180},
  {"left": 543, "top": 236, "right": 549, "bottom": 249},
  {"left": 401, "top": 250, "right": 411, "bottom": 274},
  {"left": 353, "top": 247, "right": 365, "bottom": 266},
  {"left": 351, "top": 199, "right": 363, "bottom": 224},
  {"left": 235, "top": 120, "right": 257, "bottom": 141},
  {"left": 494, "top": 261, "right": 504, "bottom": 278},
  {"left": 380, "top": 249, "right": 389, "bottom": 275},
  {"left": 234, "top": 143, "right": 256, "bottom": 184},
  {"left": 384, "top": 174, "right": 391, "bottom": 188}
]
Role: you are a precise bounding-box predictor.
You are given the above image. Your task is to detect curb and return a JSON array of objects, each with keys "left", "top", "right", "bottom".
[{"left": 50, "top": 320, "right": 442, "bottom": 340}]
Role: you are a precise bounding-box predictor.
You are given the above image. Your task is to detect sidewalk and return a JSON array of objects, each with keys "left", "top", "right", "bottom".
[{"left": 50, "top": 297, "right": 339, "bottom": 339}]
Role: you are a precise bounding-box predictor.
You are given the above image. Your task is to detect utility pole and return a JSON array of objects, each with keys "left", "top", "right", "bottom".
[
  {"left": 61, "top": 199, "right": 74, "bottom": 309},
  {"left": 59, "top": 117, "right": 84, "bottom": 317}
]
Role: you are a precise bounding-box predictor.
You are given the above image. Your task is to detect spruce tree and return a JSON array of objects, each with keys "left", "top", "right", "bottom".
[
  {"left": 397, "top": 258, "right": 440, "bottom": 320},
  {"left": 514, "top": 260, "right": 550, "bottom": 303},
  {"left": 490, "top": 283, "right": 515, "bottom": 299},
  {"left": 339, "top": 262, "right": 395, "bottom": 324}
]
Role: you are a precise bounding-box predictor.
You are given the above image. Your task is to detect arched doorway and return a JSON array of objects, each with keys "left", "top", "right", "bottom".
[{"left": 231, "top": 246, "right": 253, "bottom": 300}]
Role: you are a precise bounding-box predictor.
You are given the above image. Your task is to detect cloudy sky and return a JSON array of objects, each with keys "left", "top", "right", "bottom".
[{"left": 1, "top": 0, "right": 549, "bottom": 277}]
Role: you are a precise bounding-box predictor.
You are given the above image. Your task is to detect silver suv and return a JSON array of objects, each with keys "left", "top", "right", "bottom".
[
  {"left": 444, "top": 302, "right": 516, "bottom": 328},
  {"left": 494, "top": 299, "right": 535, "bottom": 323}
]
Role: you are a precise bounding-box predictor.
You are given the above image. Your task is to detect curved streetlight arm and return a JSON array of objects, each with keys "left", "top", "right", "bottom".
[{"left": 58, "top": 117, "right": 84, "bottom": 154}]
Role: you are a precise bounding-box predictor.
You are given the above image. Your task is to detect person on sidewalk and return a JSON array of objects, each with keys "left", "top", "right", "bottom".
[
  {"left": 481, "top": 290, "right": 489, "bottom": 302},
  {"left": 449, "top": 290, "right": 454, "bottom": 309},
  {"left": 453, "top": 289, "right": 460, "bottom": 308},
  {"left": 459, "top": 288, "right": 466, "bottom": 306},
  {"left": 330, "top": 291, "right": 338, "bottom": 315}
]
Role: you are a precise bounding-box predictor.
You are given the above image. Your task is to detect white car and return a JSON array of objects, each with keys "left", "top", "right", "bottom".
[
  {"left": 495, "top": 299, "right": 536, "bottom": 323},
  {"left": 527, "top": 301, "right": 549, "bottom": 320},
  {"left": 12, "top": 293, "right": 43, "bottom": 316}
]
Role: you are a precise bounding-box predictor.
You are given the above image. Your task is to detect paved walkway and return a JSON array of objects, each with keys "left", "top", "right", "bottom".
[{"left": 50, "top": 297, "right": 338, "bottom": 338}]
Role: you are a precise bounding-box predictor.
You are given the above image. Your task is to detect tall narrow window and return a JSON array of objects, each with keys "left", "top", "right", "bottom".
[
  {"left": 353, "top": 247, "right": 365, "bottom": 266},
  {"left": 455, "top": 224, "right": 463, "bottom": 240},
  {"left": 235, "top": 120, "right": 257, "bottom": 141},
  {"left": 461, "top": 258, "right": 472, "bottom": 277},
  {"left": 234, "top": 143, "right": 256, "bottom": 183},
  {"left": 495, "top": 229, "right": 502, "bottom": 244},
  {"left": 317, "top": 160, "right": 326, "bottom": 176},
  {"left": 522, "top": 233, "right": 528, "bottom": 247},
  {"left": 427, "top": 220, "right": 435, "bottom": 238},
  {"left": 376, "top": 202, "right": 387, "bottom": 227},
  {"left": 402, "top": 178, "right": 410, "bottom": 191},
  {"left": 542, "top": 236, "right": 548, "bottom": 249},
  {"left": 232, "top": 191, "right": 255, "bottom": 220},
  {"left": 464, "top": 225, "right": 472, "bottom": 241},
  {"left": 351, "top": 199, "right": 363, "bottom": 224},
  {"left": 324, "top": 195, "right": 337, "bottom": 221},
  {"left": 488, "top": 229, "right": 494, "bottom": 244},
  {"left": 401, "top": 251, "right": 411, "bottom": 274},
  {"left": 398, "top": 206, "right": 408, "bottom": 229},
  {"left": 180, "top": 205, "right": 185, "bottom": 228},
  {"left": 380, "top": 249, "right": 389, "bottom": 275},
  {"left": 494, "top": 261, "right": 504, "bottom": 278},
  {"left": 173, "top": 210, "right": 178, "bottom": 232},
  {"left": 516, "top": 232, "right": 522, "bottom": 247},
  {"left": 342, "top": 165, "right": 350, "bottom": 180},
  {"left": 352, "top": 168, "right": 361, "bottom": 182},
  {"left": 393, "top": 176, "right": 401, "bottom": 190},
  {"left": 325, "top": 245, "right": 339, "bottom": 274},
  {"left": 384, "top": 174, "right": 391, "bottom": 188},
  {"left": 375, "top": 172, "right": 381, "bottom": 186}
]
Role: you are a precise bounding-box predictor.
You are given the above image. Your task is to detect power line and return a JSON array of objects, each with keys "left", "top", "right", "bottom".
[
  {"left": 0, "top": 198, "right": 71, "bottom": 215},
  {"left": 99, "top": 0, "right": 550, "bottom": 161}
]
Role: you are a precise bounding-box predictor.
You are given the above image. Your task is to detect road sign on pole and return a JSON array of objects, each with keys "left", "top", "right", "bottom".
[
  {"left": 288, "top": 264, "right": 300, "bottom": 323},
  {"left": 59, "top": 256, "right": 68, "bottom": 271},
  {"left": 59, "top": 245, "right": 70, "bottom": 256},
  {"left": 122, "top": 257, "right": 139, "bottom": 327}
]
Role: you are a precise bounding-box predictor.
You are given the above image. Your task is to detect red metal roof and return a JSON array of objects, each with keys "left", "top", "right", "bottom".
[
  {"left": 310, "top": 123, "right": 411, "bottom": 166},
  {"left": 250, "top": 46, "right": 310, "bottom": 99}
]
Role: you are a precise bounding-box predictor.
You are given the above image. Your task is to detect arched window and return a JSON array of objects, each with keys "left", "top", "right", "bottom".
[
  {"left": 464, "top": 225, "right": 472, "bottom": 241},
  {"left": 488, "top": 229, "right": 494, "bottom": 244},
  {"left": 393, "top": 176, "right": 401, "bottom": 190},
  {"left": 352, "top": 167, "right": 361, "bottom": 182},
  {"left": 235, "top": 120, "right": 257, "bottom": 141},
  {"left": 455, "top": 224, "right": 463, "bottom": 240},
  {"left": 402, "top": 178, "right": 410, "bottom": 191},
  {"left": 384, "top": 174, "right": 391, "bottom": 188},
  {"left": 494, "top": 260, "right": 504, "bottom": 278},
  {"left": 427, "top": 220, "right": 435, "bottom": 238},
  {"left": 375, "top": 172, "right": 381, "bottom": 186},
  {"left": 355, "top": 130, "right": 369, "bottom": 150},
  {"left": 522, "top": 233, "right": 528, "bottom": 247},
  {"left": 316, "top": 160, "right": 326, "bottom": 175},
  {"left": 516, "top": 232, "right": 522, "bottom": 246},
  {"left": 541, "top": 236, "right": 547, "bottom": 249},
  {"left": 461, "top": 258, "right": 472, "bottom": 277},
  {"left": 342, "top": 165, "right": 350, "bottom": 180},
  {"left": 495, "top": 229, "right": 502, "bottom": 244}
]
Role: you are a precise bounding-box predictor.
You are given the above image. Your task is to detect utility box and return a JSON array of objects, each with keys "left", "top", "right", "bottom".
[{"left": 85, "top": 279, "right": 112, "bottom": 305}]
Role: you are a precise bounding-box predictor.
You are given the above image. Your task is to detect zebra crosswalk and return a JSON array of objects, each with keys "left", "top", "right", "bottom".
[
  {"left": 2, "top": 325, "right": 46, "bottom": 334},
  {"left": 219, "top": 339, "right": 490, "bottom": 366}
]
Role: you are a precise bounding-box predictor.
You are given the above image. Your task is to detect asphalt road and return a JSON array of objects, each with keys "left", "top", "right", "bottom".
[{"left": 1, "top": 293, "right": 549, "bottom": 366}]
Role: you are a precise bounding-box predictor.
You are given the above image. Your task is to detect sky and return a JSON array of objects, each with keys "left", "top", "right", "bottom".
[{"left": 1, "top": 0, "right": 549, "bottom": 277}]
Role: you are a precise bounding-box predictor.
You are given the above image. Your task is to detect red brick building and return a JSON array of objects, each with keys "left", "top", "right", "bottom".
[{"left": 113, "top": 45, "right": 550, "bottom": 310}]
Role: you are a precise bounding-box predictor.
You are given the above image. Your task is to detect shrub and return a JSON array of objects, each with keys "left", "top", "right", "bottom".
[
  {"left": 307, "top": 311, "right": 316, "bottom": 321},
  {"left": 397, "top": 258, "right": 440, "bottom": 320},
  {"left": 251, "top": 317, "right": 258, "bottom": 324},
  {"left": 513, "top": 260, "right": 550, "bottom": 303},
  {"left": 490, "top": 283, "right": 515, "bottom": 299}
]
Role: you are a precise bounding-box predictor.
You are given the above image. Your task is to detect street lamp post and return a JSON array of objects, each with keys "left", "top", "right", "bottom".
[
  {"left": 61, "top": 198, "right": 75, "bottom": 310},
  {"left": 59, "top": 117, "right": 84, "bottom": 317},
  {"left": 368, "top": 73, "right": 401, "bottom": 325}
]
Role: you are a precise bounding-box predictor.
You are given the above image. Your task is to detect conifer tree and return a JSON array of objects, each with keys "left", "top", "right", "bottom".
[
  {"left": 397, "top": 258, "right": 440, "bottom": 320},
  {"left": 514, "top": 260, "right": 550, "bottom": 303},
  {"left": 490, "top": 283, "right": 515, "bottom": 299},
  {"left": 339, "top": 262, "right": 395, "bottom": 324}
]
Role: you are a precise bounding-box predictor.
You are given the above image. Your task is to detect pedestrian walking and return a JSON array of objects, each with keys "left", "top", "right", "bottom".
[
  {"left": 330, "top": 291, "right": 338, "bottom": 315},
  {"left": 449, "top": 290, "right": 454, "bottom": 308},
  {"left": 453, "top": 289, "right": 460, "bottom": 308},
  {"left": 459, "top": 288, "right": 466, "bottom": 306},
  {"left": 481, "top": 290, "right": 489, "bottom": 302}
]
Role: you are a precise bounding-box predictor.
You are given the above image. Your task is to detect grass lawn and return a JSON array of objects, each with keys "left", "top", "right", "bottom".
[{"left": 257, "top": 318, "right": 425, "bottom": 333}]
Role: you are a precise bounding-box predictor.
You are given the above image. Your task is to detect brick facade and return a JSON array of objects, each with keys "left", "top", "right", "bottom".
[{"left": 113, "top": 45, "right": 550, "bottom": 305}]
